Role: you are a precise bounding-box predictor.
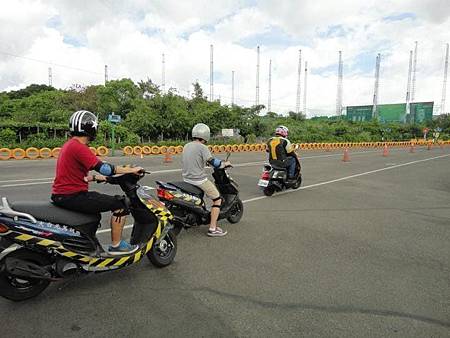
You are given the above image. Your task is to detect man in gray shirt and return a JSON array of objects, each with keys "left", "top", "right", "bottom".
[{"left": 182, "top": 123, "right": 230, "bottom": 237}]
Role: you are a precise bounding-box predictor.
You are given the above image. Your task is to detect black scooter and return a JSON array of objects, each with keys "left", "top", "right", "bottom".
[
  {"left": 0, "top": 172, "right": 180, "bottom": 301},
  {"left": 155, "top": 156, "right": 243, "bottom": 229},
  {"left": 258, "top": 156, "right": 302, "bottom": 196}
]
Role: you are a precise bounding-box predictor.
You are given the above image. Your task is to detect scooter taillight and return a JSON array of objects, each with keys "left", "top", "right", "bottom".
[
  {"left": 0, "top": 223, "right": 8, "bottom": 233},
  {"left": 157, "top": 187, "right": 175, "bottom": 201},
  {"left": 261, "top": 171, "right": 270, "bottom": 180}
]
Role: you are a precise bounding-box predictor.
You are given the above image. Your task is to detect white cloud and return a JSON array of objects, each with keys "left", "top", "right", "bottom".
[{"left": 1, "top": 0, "right": 450, "bottom": 116}]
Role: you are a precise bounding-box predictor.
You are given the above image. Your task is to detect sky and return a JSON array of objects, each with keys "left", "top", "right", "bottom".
[{"left": 0, "top": 0, "right": 449, "bottom": 116}]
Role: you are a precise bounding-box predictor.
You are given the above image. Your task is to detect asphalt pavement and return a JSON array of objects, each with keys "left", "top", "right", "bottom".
[{"left": 0, "top": 146, "right": 449, "bottom": 337}]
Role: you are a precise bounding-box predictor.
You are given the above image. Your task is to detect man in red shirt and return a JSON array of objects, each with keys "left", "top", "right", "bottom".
[{"left": 52, "top": 110, "right": 142, "bottom": 254}]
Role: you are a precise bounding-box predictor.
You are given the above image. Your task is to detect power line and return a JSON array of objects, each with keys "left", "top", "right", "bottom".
[{"left": 0, "top": 50, "right": 103, "bottom": 75}]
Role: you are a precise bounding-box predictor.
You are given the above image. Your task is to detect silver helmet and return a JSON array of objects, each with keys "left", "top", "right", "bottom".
[{"left": 192, "top": 123, "right": 210, "bottom": 142}]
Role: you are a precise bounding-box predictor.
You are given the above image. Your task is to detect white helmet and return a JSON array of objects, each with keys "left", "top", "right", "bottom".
[{"left": 192, "top": 123, "right": 210, "bottom": 142}]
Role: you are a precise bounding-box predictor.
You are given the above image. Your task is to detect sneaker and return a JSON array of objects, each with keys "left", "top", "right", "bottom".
[
  {"left": 207, "top": 227, "right": 227, "bottom": 237},
  {"left": 108, "top": 240, "right": 139, "bottom": 255}
]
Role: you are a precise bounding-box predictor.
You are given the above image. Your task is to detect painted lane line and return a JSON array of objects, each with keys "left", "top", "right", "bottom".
[
  {"left": 0, "top": 181, "right": 54, "bottom": 188},
  {"left": 242, "top": 154, "right": 450, "bottom": 204},
  {"left": 96, "top": 153, "right": 450, "bottom": 235},
  {"left": 0, "top": 177, "right": 54, "bottom": 184},
  {"left": 0, "top": 150, "right": 383, "bottom": 187}
]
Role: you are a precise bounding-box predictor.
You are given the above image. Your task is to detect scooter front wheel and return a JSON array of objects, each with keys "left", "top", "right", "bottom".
[
  {"left": 227, "top": 198, "right": 244, "bottom": 224},
  {"left": 0, "top": 249, "right": 51, "bottom": 301},
  {"left": 147, "top": 231, "right": 177, "bottom": 268}
]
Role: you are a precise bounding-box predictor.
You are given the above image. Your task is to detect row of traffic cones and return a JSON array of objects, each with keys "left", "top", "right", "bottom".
[{"left": 341, "top": 143, "right": 444, "bottom": 162}]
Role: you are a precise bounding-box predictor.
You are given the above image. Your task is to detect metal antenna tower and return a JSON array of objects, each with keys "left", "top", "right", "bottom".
[
  {"left": 256, "top": 46, "right": 260, "bottom": 106},
  {"left": 405, "top": 50, "right": 413, "bottom": 119},
  {"left": 162, "top": 53, "right": 166, "bottom": 94},
  {"left": 231, "top": 70, "right": 235, "bottom": 105},
  {"left": 296, "top": 49, "right": 302, "bottom": 114},
  {"left": 411, "top": 41, "right": 418, "bottom": 102},
  {"left": 303, "top": 61, "right": 308, "bottom": 115},
  {"left": 372, "top": 54, "right": 381, "bottom": 119},
  {"left": 336, "top": 51, "right": 343, "bottom": 115},
  {"left": 268, "top": 59, "right": 272, "bottom": 112},
  {"left": 48, "top": 67, "right": 52, "bottom": 87},
  {"left": 104, "top": 65, "right": 108, "bottom": 84},
  {"left": 210, "top": 44, "right": 214, "bottom": 101},
  {"left": 441, "top": 43, "right": 449, "bottom": 114}
]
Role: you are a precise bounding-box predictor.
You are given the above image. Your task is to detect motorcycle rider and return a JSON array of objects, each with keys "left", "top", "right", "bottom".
[
  {"left": 51, "top": 110, "right": 143, "bottom": 254},
  {"left": 182, "top": 123, "right": 231, "bottom": 237},
  {"left": 267, "top": 125, "right": 298, "bottom": 182}
]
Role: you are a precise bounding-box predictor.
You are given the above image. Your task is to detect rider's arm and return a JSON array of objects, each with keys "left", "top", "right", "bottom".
[
  {"left": 206, "top": 157, "right": 222, "bottom": 168},
  {"left": 92, "top": 162, "right": 143, "bottom": 176},
  {"left": 285, "top": 139, "right": 295, "bottom": 155}
]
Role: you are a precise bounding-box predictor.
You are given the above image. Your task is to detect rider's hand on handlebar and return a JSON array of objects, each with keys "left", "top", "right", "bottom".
[
  {"left": 222, "top": 161, "right": 232, "bottom": 168},
  {"left": 84, "top": 174, "right": 106, "bottom": 183}
]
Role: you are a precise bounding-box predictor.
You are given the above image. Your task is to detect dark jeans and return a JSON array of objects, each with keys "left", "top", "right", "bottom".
[{"left": 286, "top": 157, "right": 297, "bottom": 178}]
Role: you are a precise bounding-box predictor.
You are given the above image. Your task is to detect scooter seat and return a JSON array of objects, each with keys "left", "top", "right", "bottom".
[
  {"left": 10, "top": 201, "right": 100, "bottom": 228},
  {"left": 169, "top": 182, "right": 204, "bottom": 198}
]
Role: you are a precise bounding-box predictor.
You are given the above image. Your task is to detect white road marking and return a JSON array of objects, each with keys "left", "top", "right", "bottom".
[
  {"left": 242, "top": 154, "right": 450, "bottom": 204},
  {"left": 0, "top": 150, "right": 382, "bottom": 188},
  {"left": 96, "top": 153, "right": 450, "bottom": 235}
]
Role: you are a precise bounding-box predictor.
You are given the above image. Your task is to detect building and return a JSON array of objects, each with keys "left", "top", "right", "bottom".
[{"left": 346, "top": 102, "right": 433, "bottom": 123}]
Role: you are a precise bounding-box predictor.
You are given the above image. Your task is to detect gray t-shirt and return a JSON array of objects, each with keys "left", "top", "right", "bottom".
[{"left": 182, "top": 141, "right": 212, "bottom": 183}]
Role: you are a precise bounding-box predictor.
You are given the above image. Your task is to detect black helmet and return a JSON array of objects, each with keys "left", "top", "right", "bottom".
[{"left": 69, "top": 110, "right": 98, "bottom": 140}]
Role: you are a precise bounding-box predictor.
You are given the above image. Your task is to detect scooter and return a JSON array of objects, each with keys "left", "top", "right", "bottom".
[
  {"left": 0, "top": 171, "right": 180, "bottom": 301},
  {"left": 155, "top": 155, "right": 243, "bottom": 229},
  {"left": 258, "top": 156, "right": 302, "bottom": 196}
]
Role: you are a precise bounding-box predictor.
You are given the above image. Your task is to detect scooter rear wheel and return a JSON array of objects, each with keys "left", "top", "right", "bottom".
[
  {"left": 0, "top": 249, "right": 51, "bottom": 301},
  {"left": 292, "top": 174, "right": 302, "bottom": 189},
  {"left": 263, "top": 186, "right": 275, "bottom": 196},
  {"left": 227, "top": 198, "right": 244, "bottom": 224},
  {"left": 147, "top": 231, "right": 177, "bottom": 268}
]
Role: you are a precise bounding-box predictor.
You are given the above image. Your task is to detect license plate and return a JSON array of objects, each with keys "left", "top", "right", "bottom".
[{"left": 258, "top": 179, "right": 269, "bottom": 187}]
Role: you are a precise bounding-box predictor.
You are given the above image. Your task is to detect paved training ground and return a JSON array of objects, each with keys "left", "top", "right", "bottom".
[{"left": 0, "top": 147, "right": 449, "bottom": 337}]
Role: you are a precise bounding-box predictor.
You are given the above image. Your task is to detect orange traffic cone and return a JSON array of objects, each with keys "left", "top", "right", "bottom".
[
  {"left": 382, "top": 145, "right": 389, "bottom": 157},
  {"left": 163, "top": 149, "right": 173, "bottom": 164},
  {"left": 342, "top": 148, "right": 350, "bottom": 162},
  {"left": 409, "top": 144, "right": 415, "bottom": 153}
]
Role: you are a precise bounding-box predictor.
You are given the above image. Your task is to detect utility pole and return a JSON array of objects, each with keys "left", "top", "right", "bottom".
[
  {"left": 162, "top": 53, "right": 166, "bottom": 94},
  {"left": 231, "top": 70, "right": 235, "bottom": 105},
  {"left": 336, "top": 51, "right": 343, "bottom": 115},
  {"left": 104, "top": 65, "right": 108, "bottom": 84},
  {"left": 406, "top": 50, "right": 413, "bottom": 120},
  {"left": 303, "top": 61, "right": 308, "bottom": 116},
  {"left": 268, "top": 59, "right": 272, "bottom": 112},
  {"left": 256, "top": 45, "right": 260, "bottom": 106},
  {"left": 411, "top": 41, "right": 418, "bottom": 102},
  {"left": 48, "top": 67, "right": 52, "bottom": 87},
  {"left": 372, "top": 54, "right": 381, "bottom": 119},
  {"left": 441, "top": 43, "right": 449, "bottom": 114},
  {"left": 296, "top": 50, "right": 302, "bottom": 114},
  {"left": 210, "top": 44, "right": 214, "bottom": 101}
]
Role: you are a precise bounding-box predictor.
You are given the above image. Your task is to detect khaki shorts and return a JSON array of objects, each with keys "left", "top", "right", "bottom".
[{"left": 197, "top": 179, "right": 220, "bottom": 200}]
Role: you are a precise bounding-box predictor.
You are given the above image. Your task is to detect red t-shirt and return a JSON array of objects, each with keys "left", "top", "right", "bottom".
[{"left": 52, "top": 138, "right": 100, "bottom": 195}]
